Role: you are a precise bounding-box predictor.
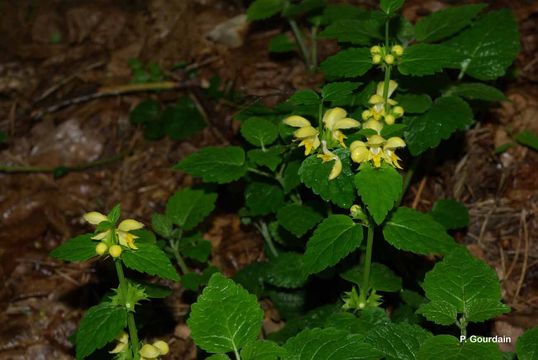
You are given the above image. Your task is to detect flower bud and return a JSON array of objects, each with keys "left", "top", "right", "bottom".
[
  {"left": 372, "top": 54, "right": 382, "bottom": 64},
  {"left": 361, "top": 110, "right": 372, "bottom": 121},
  {"left": 384, "top": 54, "right": 395, "bottom": 65},
  {"left": 152, "top": 340, "right": 170, "bottom": 355},
  {"left": 393, "top": 106, "right": 404, "bottom": 117},
  {"left": 391, "top": 45, "right": 404, "bottom": 56},
  {"left": 109, "top": 245, "right": 122, "bottom": 258},
  {"left": 95, "top": 242, "right": 108, "bottom": 256},
  {"left": 370, "top": 45, "right": 381, "bottom": 55},
  {"left": 384, "top": 114, "right": 395, "bottom": 125},
  {"left": 350, "top": 205, "right": 367, "bottom": 220}
]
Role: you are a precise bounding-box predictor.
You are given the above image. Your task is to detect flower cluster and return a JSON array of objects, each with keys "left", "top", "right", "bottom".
[
  {"left": 110, "top": 332, "right": 169, "bottom": 359},
  {"left": 370, "top": 44, "right": 404, "bottom": 65},
  {"left": 83, "top": 211, "right": 144, "bottom": 258}
]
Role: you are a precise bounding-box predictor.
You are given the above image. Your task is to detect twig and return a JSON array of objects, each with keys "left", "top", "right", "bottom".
[
  {"left": 513, "top": 210, "right": 529, "bottom": 301},
  {"left": 412, "top": 177, "right": 427, "bottom": 209}
]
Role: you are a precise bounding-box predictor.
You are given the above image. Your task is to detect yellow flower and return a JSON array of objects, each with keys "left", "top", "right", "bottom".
[
  {"left": 322, "top": 107, "right": 360, "bottom": 148},
  {"left": 283, "top": 115, "right": 320, "bottom": 155},
  {"left": 369, "top": 80, "right": 398, "bottom": 115},
  {"left": 110, "top": 331, "right": 129, "bottom": 354},
  {"left": 109, "top": 245, "right": 123, "bottom": 258},
  {"left": 362, "top": 120, "right": 384, "bottom": 134},
  {"left": 350, "top": 135, "right": 406, "bottom": 169},
  {"left": 96, "top": 242, "right": 108, "bottom": 255},
  {"left": 391, "top": 45, "right": 404, "bottom": 56},
  {"left": 83, "top": 211, "right": 144, "bottom": 250},
  {"left": 317, "top": 141, "right": 342, "bottom": 180},
  {"left": 139, "top": 340, "right": 170, "bottom": 360}
]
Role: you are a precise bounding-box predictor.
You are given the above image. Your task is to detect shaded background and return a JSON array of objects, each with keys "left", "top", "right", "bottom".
[{"left": 0, "top": 0, "right": 537, "bottom": 358}]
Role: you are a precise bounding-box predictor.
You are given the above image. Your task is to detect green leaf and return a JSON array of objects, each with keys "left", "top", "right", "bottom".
[
  {"left": 247, "top": 0, "right": 284, "bottom": 21},
  {"left": 165, "top": 188, "right": 217, "bottom": 231},
  {"left": 50, "top": 234, "right": 96, "bottom": 262},
  {"left": 394, "top": 94, "right": 432, "bottom": 114},
  {"left": 380, "top": 0, "right": 404, "bottom": 15},
  {"left": 276, "top": 204, "right": 323, "bottom": 237},
  {"left": 241, "top": 340, "right": 286, "bottom": 360},
  {"left": 418, "top": 335, "right": 503, "bottom": 360},
  {"left": 321, "top": 81, "right": 360, "bottom": 103},
  {"left": 188, "top": 273, "right": 264, "bottom": 353},
  {"left": 320, "top": 19, "right": 383, "bottom": 45},
  {"left": 303, "top": 215, "right": 363, "bottom": 274},
  {"left": 445, "top": 9, "right": 520, "bottom": 80},
  {"left": 517, "top": 326, "right": 538, "bottom": 360},
  {"left": 163, "top": 97, "right": 206, "bottom": 141},
  {"left": 341, "top": 262, "right": 402, "bottom": 292},
  {"left": 320, "top": 48, "right": 373, "bottom": 79},
  {"left": 179, "top": 233, "right": 212, "bottom": 262},
  {"left": 282, "top": 0, "right": 325, "bottom": 18},
  {"left": 175, "top": 146, "right": 247, "bottom": 184},
  {"left": 299, "top": 149, "right": 356, "bottom": 208},
  {"left": 75, "top": 302, "right": 127, "bottom": 359},
  {"left": 415, "top": 4, "right": 486, "bottom": 43},
  {"left": 320, "top": 5, "right": 367, "bottom": 25},
  {"left": 383, "top": 207, "right": 458, "bottom": 255},
  {"left": 381, "top": 124, "right": 407, "bottom": 138},
  {"left": 241, "top": 117, "right": 279, "bottom": 147},
  {"left": 282, "top": 160, "right": 302, "bottom": 193},
  {"left": 122, "top": 242, "right": 180, "bottom": 281},
  {"left": 151, "top": 213, "right": 173, "bottom": 238},
  {"left": 365, "top": 323, "right": 431, "bottom": 360},
  {"left": 398, "top": 44, "right": 463, "bottom": 76},
  {"left": 129, "top": 99, "right": 160, "bottom": 125},
  {"left": 431, "top": 199, "right": 470, "bottom": 230},
  {"left": 207, "top": 354, "right": 231, "bottom": 360},
  {"left": 404, "top": 96, "right": 473, "bottom": 156},
  {"left": 248, "top": 146, "right": 283, "bottom": 171},
  {"left": 446, "top": 83, "right": 507, "bottom": 102},
  {"left": 132, "top": 280, "right": 172, "bottom": 298},
  {"left": 419, "top": 247, "right": 509, "bottom": 324},
  {"left": 515, "top": 130, "right": 538, "bottom": 151},
  {"left": 284, "top": 327, "right": 381, "bottom": 360},
  {"left": 287, "top": 89, "right": 320, "bottom": 117},
  {"left": 416, "top": 301, "right": 458, "bottom": 325},
  {"left": 245, "top": 181, "right": 285, "bottom": 216},
  {"left": 264, "top": 252, "right": 308, "bottom": 288},
  {"left": 355, "top": 163, "right": 403, "bottom": 224},
  {"left": 182, "top": 266, "right": 219, "bottom": 292},
  {"left": 269, "top": 34, "right": 295, "bottom": 53}
]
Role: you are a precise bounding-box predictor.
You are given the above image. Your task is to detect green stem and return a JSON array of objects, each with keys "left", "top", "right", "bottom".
[
  {"left": 258, "top": 221, "right": 279, "bottom": 258},
  {"left": 115, "top": 261, "right": 140, "bottom": 360},
  {"left": 458, "top": 315, "right": 468, "bottom": 340},
  {"left": 359, "top": 225, "right": 375, "bottom": 305},
  {"left": 247, "top": 167, "right": 285, "bottom": 187},
  {"left": 288, "top": 19, "right": 311, "bottom": 68},
  {"left": 170, "top": 239, "right": 189, "bottom": 274},
  {"left": 311, "top": 25, "right": 319, "bottom": 70},
  {"left": 382, "top": 16, "right": 392, "bottom": 113},
  {"left": 233, "top": 343, "right": 242, "bottom": 360}
]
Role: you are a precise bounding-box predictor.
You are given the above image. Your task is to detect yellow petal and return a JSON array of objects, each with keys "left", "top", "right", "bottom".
[
  {"left": 299, "top": 136, "right": 320, "bottom": 155},
  {"left": 140, "top": 344, "right": 160, "bottom": 359},
  {"left": 332, "top": 118, "right": 360, "bottom": 130},
  {"left": 109, "top": 342, "right": 127, "bottom": 354},
  {"left": 152, "top": 341, "right": 170, "bottom": 355},
  {"left": 369, "top": 94, "right": 384, "bottom": 105},
  {"left": 376, "top": 80, "right": 398, "bottom": 98},
  {"left": 125, "top": 233, "right": 139, "bottom": 250},
  {"left": 83, "top": 211, "right": 108, "bottom": 225},
  {"left": 118, "top": 219, "right": 144, "bottom": 232},
  {"left": 367, "top": 135, "right": 386, "bottom": 146},
  {"left": 363, "top": 120, "right": 383, "bottom": 134},
  {"left": 384, "top": 137, "right": 406, "bottom": 150},
  {"left": 294, "top": 126, "right": 318, "bottom": 139},
  {"left": 351, "top": 147, "right": 369, "bottom": 163},
  {"left": 284, "top": 115, "right": 311, "bottom": 128},
  {"left": 350, "top": 141, "right": 366, "bottom": 152},
  {"left": 117, "top": 332, "right": 129, "bottom": 344},
  {"left": 333, "top": 130, "right": 347, "bottom": 148},
  {"left": 372, "top": 153, "right": 383, "bottom": 167},
  {"left": 328, "top": 157, "right": 342, "bottom": 180},
  {"left": 322, "top": 107, "right": 347, "bottom": 129},
  {"left": 91, "top": 230, "right": 109, "bottom": 241}
]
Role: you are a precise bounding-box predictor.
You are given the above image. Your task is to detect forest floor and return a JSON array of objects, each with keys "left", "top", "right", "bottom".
[{"left": 0, "top": 0, "right": 537, "bottom": 359}]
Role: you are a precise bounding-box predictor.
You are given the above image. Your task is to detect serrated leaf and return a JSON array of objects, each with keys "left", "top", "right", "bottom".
[
  {"left": 288, "top": 89, "right": 320, "bottom": 106},
  {"left": 75, "top": 302, "right": 127, "bottom": 359},
  {"left": 107, "top": 204, "right": 121, "bottom": 224},
  {"left": 207, "top": 354, "right": 231, "bottom": 360},
  {"left": 445, "top": 9, "right": 520, "bottom": 80},
  {"left": 380, "top": 0, "right": 404, "bottom": 15},
  {"left": 163, "top": 97, "right": 206, "bottom": 141},
  {"left": 517, "top": 326, "right": 538, "bottom": 360},
  {"left": 269, "top": 34, "right": 295, "bottom": 53},
  {"left": 341, "top": 262, "right": 402, "bottom": 292},
  {"left": 446, "top": 83, "right": 507, "bottom": 102},
  {"left": 418, "top": 335, "right": 503, "bottom": 360},
  {"left": 248, "top": 146, "right": 283, "bottom": 171},
  {"left": 365, "top": 323, "right": 432, "bottom": 360},
  {"left": 276, "top": 204, "right": 323, "bottom": 237},
  {"left": 188, "top": 273, "right": 264, "bottom": 353},
  {"left": 303, "top": 215, "right": 363, "bottom": 274},
  {"left": 241, "top": 340, "right": 286, "bottom": 360},
  {"left": 282, "top": 160, "right": 302, "bottom": 193},
  {"left": 298, "top": 149, "right": 355, "bottom": 208},
  {"left": 182, "top": 266, "right": 219, "bottom": 292},
  {"left": 419, "top": 247, "right": 509, "bottom": 324},
  {"left": 284, "top": 327, "right": 381, "bottom": 360},
  {"left": 282, "top": 0, "right": 325, "bottom": 18},
  {"left": 321, "top": 48, "right": 373, "bottom": 79},
  {"left": 383, "top": 207, "right": 458, "bottom": 255},
  {"left": 50, "top": 234, "right": 96, "bottom": 262},
  {"left": 404, "top": 96, "right": 473, "bottom": 156},
  {"left": 431, "top": 199, "right": 470, "bottom": 230},
  {"left": 416, "top": 301, "right": 458, "bottom": 325},
  {"left": 515, "top": 130, "right": 538, "bottom": 151},
  {"left": 132, "top": 280, "right": 172, "bottom": 298},
  {"left": 321, "top": 81, "right": 360, "bottom": 103},
  {"left": 399, "top": 44, "right": 463, "bottom": 76},
  {"left": 320, "top": 4, "right": 366, "bottom": 25},
  {"left": 179, "top": 233, "right": 212, "bottom": 262},
  {"left": 241, "top": 117, "right": 279, "bottom": 147},
  {"left": 415, "top": 4, "right": 486, "bottom": 43},
  {"left": 122, "top": 243, "right": 180, "bottom": 281},
  {"left": 129, "top": 99, "right": 160, "bottom": 125},
  {"left": 355, "top": 163, "right": 403, "bottom": 224},
  {"left": 175, "top": 146, "right": 247, "bottom": 184},
  {"left": 320, "top": 19, "right": 383, "bottom": 45},
  {"left": 394, "top": 94, "right": 432, "bottom": 113},
  {"left": 151, "top": 213, "right": 173, "bottom": 238},
  {"left": 380, "top": 124, "right": 407, "bottom": 138},
  {"left": 245, "top": 181, "right": 284, "bottom": 216},
  {"left": 165, "top": 188, "right": 217, "bottom": 230},
  {"left": 264, "top": 252, "right": 308, "bottom": 288},
  {"left": 247, "top": 0, "right": 284, "bottom": 21}
]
